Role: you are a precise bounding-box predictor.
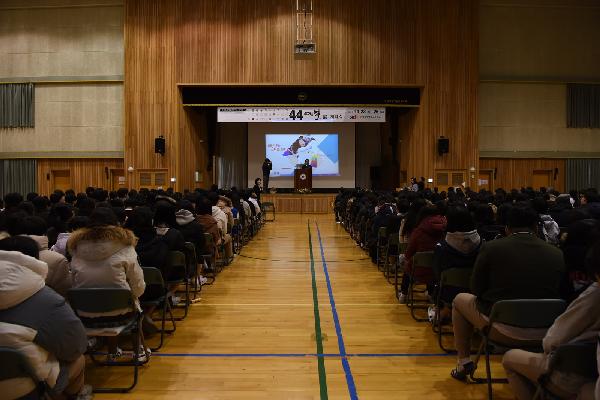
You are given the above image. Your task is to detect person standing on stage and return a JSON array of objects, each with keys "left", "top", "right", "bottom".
[{"left": 262, "top": 158, "right": 272, "bottom": 192}]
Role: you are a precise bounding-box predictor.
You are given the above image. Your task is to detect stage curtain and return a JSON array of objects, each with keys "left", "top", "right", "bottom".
[
  {"left": 216, "top": 122, "right": 247, "bottom": 189},
  {"left": 0, "top": 83, "right": 35, "bottom": 128},
  {"left": 567, "top": 84, "right": 600, "bottom": 129},
  {"left": 565, "top": 158, "right": 600, "bottom": 191},
  {"left": 355, "top": 123, "right": 382, "bottom": 189},
  {"left": 0, "top": 159, "right": 37, "bottom": 197}
]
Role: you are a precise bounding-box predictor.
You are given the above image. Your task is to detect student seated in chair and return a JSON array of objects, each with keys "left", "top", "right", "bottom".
[
  {"left": 501, "top": 240, "right": 600, "bottom": 400},
  {"left": 0, "top": 236, "right": 90, "bottom": 400},
  {"left": 450, "top": 205, "right": 565, "bottom": 380}
]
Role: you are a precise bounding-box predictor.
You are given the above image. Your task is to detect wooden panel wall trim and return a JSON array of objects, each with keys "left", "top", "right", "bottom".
[
  {"left": 479, "top": 158, "right": 566, "bottom": 192},
  {"left": 125, "top": 0, "right": 479, "bottom": 190},
  {"left": 36, "top": 158, "right": 124, "bottom": 195}
]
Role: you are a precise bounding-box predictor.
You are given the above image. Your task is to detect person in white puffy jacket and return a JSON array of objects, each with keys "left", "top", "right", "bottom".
[{"left": 0, "top": 236, "right": 88, "bottom": 399}]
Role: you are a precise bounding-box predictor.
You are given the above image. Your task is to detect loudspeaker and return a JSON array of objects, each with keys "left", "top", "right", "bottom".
[
  {"left": 155, "top": 136, "right": 165, "bottom": 155},
  {"left": 437, "top": 137, "right": 449, "bottom": 155}
]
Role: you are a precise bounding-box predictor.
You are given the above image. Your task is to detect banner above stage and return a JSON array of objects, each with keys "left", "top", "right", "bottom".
[{"left": 217, "top": 107, "right": 386, "bottom": 123}]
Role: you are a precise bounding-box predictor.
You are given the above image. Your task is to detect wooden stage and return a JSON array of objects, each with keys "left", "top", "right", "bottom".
[
  {"left": 261, "top": 193, "right": 336, "bottom": 214},
  {"left": 87, "top": 214, "right": 512, "bottom": 399}
]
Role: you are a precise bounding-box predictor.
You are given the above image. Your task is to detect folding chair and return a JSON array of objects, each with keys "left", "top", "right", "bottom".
[
  {"left": 261, "top": 201, "right": 275, "bottom": 222},
  {"left": 232, "top": 217, "right": 243, "bottom": 254},
  {"left": 182, "top": 242, "right": 202, "bottom": 300},
  {"left": 434, "top": 267, "right": 472, "bottom": 352},
  {"left": 384, "top": 233, "right": 400, "bottom": 283},
  {"left": 376, "top": 227, "right": 388, "bottom": 271},
  {"left": 163, "top": 251, "right": 189, "bottom": 321},
  {"left": 470, "top": 299, "right": 567, "bottom": 400},
  {"left": 140, "top": 267, "right": 176, "bottom": 351},
  {"left": 67, "top": 288, "right": 144, "bottom": 393},
  {"left": 407, "top": 251, "right": 435, "bottom": 321},
  {"left": 394, "top": 242, "right": 408, "bottom": 301},
  {"left": 0, "top": 346, "right": 47, "bottom": 399},
  {"left": 533, "top": 341, "right": 598, "bottom": 400}
]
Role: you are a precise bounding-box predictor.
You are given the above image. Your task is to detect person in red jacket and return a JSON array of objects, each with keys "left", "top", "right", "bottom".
[{"left": 399, "top": 204, "right": 447, "bottom": 303}]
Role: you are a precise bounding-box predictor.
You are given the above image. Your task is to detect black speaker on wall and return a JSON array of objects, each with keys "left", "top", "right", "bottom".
[
  {"left": 155, "top": 136, "right": 166, "bottom": 155},
  {"left": 437, "top": 136, "right": 449, "bottom": 156}
]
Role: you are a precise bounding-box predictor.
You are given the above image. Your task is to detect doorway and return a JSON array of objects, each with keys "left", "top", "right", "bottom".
[
  {"left": 478, "top": 169, "right": 494, "bottom": 191},
  {"left": 532, "top": 170, "right": 552, "bottom": 190},
  {"left": 110, "top": 169, "right": 126, "bottom": 191},
  {"left": 51, "top": 170, "right": 71, "bottom": 192}
]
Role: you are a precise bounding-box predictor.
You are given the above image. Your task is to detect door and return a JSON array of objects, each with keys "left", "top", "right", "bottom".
[
  {"left": 52, "top": 170, "right": 71, "bottom": 192},
  {"left": 532, "top": 170, "right": 552, "bottom": 190},
  {"left": 478, "top": 170, "right": 493, "bottom": 191},
  {"left": 110, "top": 169, "right": 125, "bottom": 191},
  {"left": 435, "top": 170, "right": 467, "bottom": 192}
]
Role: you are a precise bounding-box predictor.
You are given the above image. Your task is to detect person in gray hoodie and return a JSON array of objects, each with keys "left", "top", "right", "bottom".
[
  {"left": 16, "top": 216, "right": 72, "bottom": 298},
  {"left": 431, "top": 205, "right": 481, "bottom": 322},
  {"left": 0, "top": 236, "right": 89, "bottom": 399},
  {"left": 175, "top": 200, "right": 205, "bottom": 257}
]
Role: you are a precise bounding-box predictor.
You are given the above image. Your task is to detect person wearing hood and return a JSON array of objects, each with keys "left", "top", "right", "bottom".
[
  {"left": 175, "top": 200, "right": 205, "bottom": 258},
  {"left": 398, "top": 205, "right": 447, "bottom": 303},
  {"left": 15, "top": 215, "right": 72, "bottom": 298},
  {"left": 430, "top": 206, "right": 481, "bottom": 323},
  {"left": 68, "top": 207, "right": 145, "bottom": 317},
  {"left": 532, "top": 197, "right": 560, "bottom": 245},
  {"left": 0, "top": 236, "right": 89, "bottom": 400},
  {"left": 195, "top": 198, "right": 221, "bottom": 267}
]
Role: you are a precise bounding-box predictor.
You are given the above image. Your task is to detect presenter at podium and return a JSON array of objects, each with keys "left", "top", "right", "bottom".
[{"left": 303, "top": 158, "right": 312, "bottom": 169}]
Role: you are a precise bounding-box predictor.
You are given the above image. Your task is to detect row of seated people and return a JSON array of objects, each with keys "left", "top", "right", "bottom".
[
  {"left": 335, "top": 186, "right": 600, "bottom": 400},
  {"left": 0, "top": 185, "right": 264, "bottom": 399}
]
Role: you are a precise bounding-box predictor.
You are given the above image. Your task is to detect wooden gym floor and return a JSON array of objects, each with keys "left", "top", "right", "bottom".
[{"left": 88, "top": 214, "right": 513, "bottom": 399}]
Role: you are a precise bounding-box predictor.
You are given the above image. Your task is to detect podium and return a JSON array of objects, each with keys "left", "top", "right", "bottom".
[{"left": 294, "top": 167, "right": 312, "bottom": 191}]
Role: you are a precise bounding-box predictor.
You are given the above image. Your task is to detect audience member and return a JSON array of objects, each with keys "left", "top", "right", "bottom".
[{"left": 450, "top": 205, "right": 565, "bottom": 380}]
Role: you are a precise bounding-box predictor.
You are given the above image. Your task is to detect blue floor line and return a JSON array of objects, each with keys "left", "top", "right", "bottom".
[
  {"left": 315, "top": 222, "right": 359, "bottom": 400},
  {"left": 149, "top": 352, "right": 453, "bottom": 358}
]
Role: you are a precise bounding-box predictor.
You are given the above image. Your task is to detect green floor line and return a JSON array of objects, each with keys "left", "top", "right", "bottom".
[{"left": 308, "top": 222, "right": 329, "bottom": 400}]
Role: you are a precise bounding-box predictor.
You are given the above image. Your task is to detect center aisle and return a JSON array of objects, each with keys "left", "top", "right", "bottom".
[{"left": 91, "top": 214, "right": 512, "bottom": 399}]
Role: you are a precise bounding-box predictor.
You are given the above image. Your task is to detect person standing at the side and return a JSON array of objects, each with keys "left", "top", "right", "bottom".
[{"left": 262, "top": 158, "right": 272, "bottom": 192}]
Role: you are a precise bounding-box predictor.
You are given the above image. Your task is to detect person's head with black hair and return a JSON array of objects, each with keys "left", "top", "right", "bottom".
[
  {"left": 64, "top": 192, "right": 76, "bottom": 204},
  {"left": 26, "top": 192, "right": 38, "bottom": 202},
  {"left": 473, "top": 203, "right": 496, "bottom": 226},
  {"left": 446, "top": 206, "right": 475, "bottom": 233},
  {"left": 210, "top": 184, "right": 219, "bottom": 192},
  {"left": 581, "top": 188, "right": 600, "bottom": 205},
  {"left": 18, "top": 202, "right": 34, "bottom": 216},
  {"left": 49, "top": 192, "right": 64, "bottom": 205},
  {"left": 124, "top": 206, "right": 154, "bottom": 235},
  {"left": 506, "top": 205, "right": 539, "bottom": 233},
  {"left": 4, "top": 193, "right": 23, "bottom": 210},
  {"left": 416, "top": 205, "right": 445, "bottom": 226},
  {"left": 531, "top": 197, "right": 549, "bottom": 215},
  {"left": 117, "top": 188, "right": 129, "bottom": 199},
  {"left": 75, "top": 197, "right": 96, "bottom": 217},
  {"left": 16, "top": 216, "right": 48, "bottom": 236},
  {"left": 67, "top": 216, "right": 89, "bottom": 232},
  {"left": 89, "top": 207, "right": 118, "bottom": 227},
  {"left": 254, "top": 178, "right": 261, "bottom": 187},
  {"left": 179, "top": 199, "right": 195, "bottom": 214},
  {"left": 196, "top": 197, "right": 213, "bottom": 215},
  {"left": 154, "top": 200, "right": 176, "bottom": 227},
  {"left": 0, "top": 236, "right": 40, "bottom": 259}
]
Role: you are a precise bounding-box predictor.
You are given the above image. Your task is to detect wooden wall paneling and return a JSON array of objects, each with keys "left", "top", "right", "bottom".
[
  {"left": 124, "top": 0, "right": 180, "bottom": 189},
  {"left": 36, "top": 158, "right": 124, "bottom": 195},
  {"left": 125, "top": 0, "right": 479, "bottom": 190},
  {"left": 479, "top": 158, "right": 566, "bottom": 192}
]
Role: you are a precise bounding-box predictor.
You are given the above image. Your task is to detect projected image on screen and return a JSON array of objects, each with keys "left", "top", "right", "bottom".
[{"left": 265, "top": 133, "right": 339, "bottom": 177}]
